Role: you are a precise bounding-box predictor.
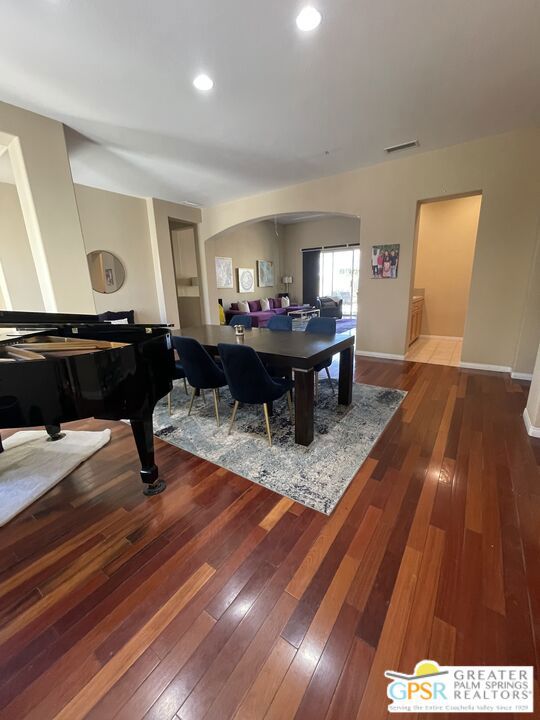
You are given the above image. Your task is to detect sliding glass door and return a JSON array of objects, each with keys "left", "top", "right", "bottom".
[{"left": 320, "top": 248, "right": 360, "bottom": 318}]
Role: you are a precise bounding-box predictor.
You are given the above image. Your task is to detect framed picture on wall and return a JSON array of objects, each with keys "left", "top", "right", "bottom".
[
  {"left": 215, "top": 256, "right": 233, "bottom": 289},
  {"left": 371, "top": 244, "right": 400, "bottom": 279},
  {"left": 257, "top": 259, "right": 274, "bottom": 287},
  {"left": 237, "top": 267, "right": 255, "bottom": 293}
]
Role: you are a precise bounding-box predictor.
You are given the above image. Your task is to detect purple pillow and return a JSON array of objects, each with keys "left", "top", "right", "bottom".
[
  {"left": 273, "top": 297, "right": 282, "bottom": 308},
  {"left": 248, "top": 300, "right": 261, "bottom": 312},
  {"left": 268, "top": 298, "right": 275, "bottom": 309},
  {"left": 230, "top": 302, "right": 239, "bottom": 310}
]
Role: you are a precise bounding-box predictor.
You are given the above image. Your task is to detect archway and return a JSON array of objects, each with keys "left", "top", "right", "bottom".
[{"left": 202, "top": 211, "right": 361, "bottom": 325}]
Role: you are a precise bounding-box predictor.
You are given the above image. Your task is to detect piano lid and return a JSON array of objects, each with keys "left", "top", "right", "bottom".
[
  {"left": 0, "top": 310, "right": 99, "bottom": 328},
  {"left": 0, "top": 328, "right": 51, "bottom": 346}
]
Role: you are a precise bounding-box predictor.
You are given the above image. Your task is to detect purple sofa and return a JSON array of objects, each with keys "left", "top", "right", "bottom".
[{"left": 225, "top": 298, "right": 306, "bottom": 327}]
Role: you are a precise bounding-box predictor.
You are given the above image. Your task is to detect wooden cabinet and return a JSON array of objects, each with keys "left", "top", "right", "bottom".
[{"left": 408, "top": 297, "right": 424, "bottom": 346}]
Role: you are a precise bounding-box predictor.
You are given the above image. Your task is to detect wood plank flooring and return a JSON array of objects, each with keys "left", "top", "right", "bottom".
[{"left": 0, "top": 358, "right": 538, "bottom": 719}]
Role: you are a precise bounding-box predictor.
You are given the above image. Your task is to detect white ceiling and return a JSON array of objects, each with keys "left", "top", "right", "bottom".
[{"left": 0, "top": 0, "right": 539, "bottom": 206}]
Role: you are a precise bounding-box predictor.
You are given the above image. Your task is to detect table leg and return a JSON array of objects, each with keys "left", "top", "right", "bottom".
[
  {"left": 338, "top": 346, "right": 354, "bottom": 405},
  {"left": 294, "top": 368, "right": 314, "bottom": 446}
]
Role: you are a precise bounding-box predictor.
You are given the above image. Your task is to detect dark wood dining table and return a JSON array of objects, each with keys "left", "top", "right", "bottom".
[{"left": 174, "top": 325, "right": 355, "bottom": 446}]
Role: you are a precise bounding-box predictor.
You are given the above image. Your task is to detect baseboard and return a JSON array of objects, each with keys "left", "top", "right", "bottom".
[
  {"left": 356, "top": 352, "right": 530, "bottom": 376},
  {"left": 356, "top": 350, "right": 406, "bottom": 361},
  {"left": 459, "top": 361, "right": 512, "bottom": 373},
  {"left": 419, "top": 334, "right": 463, "bottom": 341},
  {"left": 523, "top": 408, "right": 540, "bottom": 438},
  {"left": 511, "top": 372, "right": 533, "bottom": 381}
]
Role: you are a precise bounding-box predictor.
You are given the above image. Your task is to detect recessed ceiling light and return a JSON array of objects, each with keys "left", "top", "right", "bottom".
[
  {"left": 193, "top": 74, "right": 214, "bottom": 91},
  {"left": 296, "top": 6, "right": 322, "bottom": 31}
]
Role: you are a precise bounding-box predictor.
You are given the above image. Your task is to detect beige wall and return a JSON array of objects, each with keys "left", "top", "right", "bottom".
[
  {"left": 0, "top": 173, "right": 201, "bottom": 327},
  {"left": 199, "top": 129, "right": 540, "bottom": 372},
  {"left": 414, "top": 195, "right": 481, "bottom": 338},
  {"left": 0, "top": 101, "right": 94, "bottom": 313},
  {"left": 0, "top": 182, "right": 44, "bottom": 311},
  {"left": 513, "top": 221, "right": 540, "bottom": 376},
  {"left": 0, "top": 102, "right": 204, "bottom": 326},
  {"left": 74, "top": 184, "right": 161, "bottom": 323},
  {"left": 281, "top": 216, "right": 361, "bottom": 304},
  {"left": 206, "top": 220, "right": 284, "bottom": 309}
]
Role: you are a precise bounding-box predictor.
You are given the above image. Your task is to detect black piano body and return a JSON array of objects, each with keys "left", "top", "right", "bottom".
[{"left": 0, "top": 310, "right": 175, "bottom": 495}]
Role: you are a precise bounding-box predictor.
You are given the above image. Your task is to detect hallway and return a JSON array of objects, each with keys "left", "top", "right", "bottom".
[{"left": 406, "top": 336, "right": 462, "bottom": 367}]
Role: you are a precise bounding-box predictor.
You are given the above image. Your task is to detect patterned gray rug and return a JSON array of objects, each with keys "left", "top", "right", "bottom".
[{"left": 153, "top": 378, "right": 406, "bottom": 515}]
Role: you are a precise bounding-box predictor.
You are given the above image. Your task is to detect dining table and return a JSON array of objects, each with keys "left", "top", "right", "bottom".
[{"left": 174, "top": 325, "right": 355, "bottom": 446}]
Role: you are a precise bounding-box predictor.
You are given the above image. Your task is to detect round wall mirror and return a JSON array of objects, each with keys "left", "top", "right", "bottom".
[{"left": 87, "top": 251, "right": 126, "bottom": 294}]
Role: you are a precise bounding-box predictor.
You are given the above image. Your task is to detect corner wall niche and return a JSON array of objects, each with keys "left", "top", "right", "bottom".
[{"left": 169, "top": 221, "right": 202, "bottom": 327}]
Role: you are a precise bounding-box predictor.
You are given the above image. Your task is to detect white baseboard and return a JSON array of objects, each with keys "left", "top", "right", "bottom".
[
  {"left": 419, "top": 334, "right": 463, "bottom": 341},
  {"left": 356, "top": 352, "right": 532, "bottom": 378},
  {"left": 511, "top": 372, "right": 533, "bottom": 381},
  {"left": 356, "top": 350, "right": 406, "bottom": 361},
  {"left": 459, "top": 361, "right": 512, "bottom": 373},
  {"left": 523, "top": 408, "right": 540, "bottom": 438}
]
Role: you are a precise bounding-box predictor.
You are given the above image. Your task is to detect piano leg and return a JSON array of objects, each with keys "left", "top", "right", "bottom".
[
  {"left": 45, "top": 424, "right": 65, "bottom": 441},
  {"left": 130, "top": 417, "right": 166, "bottom": 496}
]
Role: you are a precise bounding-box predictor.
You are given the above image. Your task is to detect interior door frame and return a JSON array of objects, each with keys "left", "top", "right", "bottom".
[{"left": 406, "top": 189, "right": 483, "bottom": 356}]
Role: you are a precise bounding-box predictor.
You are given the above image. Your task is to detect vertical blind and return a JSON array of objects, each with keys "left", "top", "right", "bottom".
[{"left": 302, "top": 248, "right": 321, "bottom": 307}]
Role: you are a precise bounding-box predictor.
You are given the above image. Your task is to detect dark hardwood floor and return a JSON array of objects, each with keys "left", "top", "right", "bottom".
[{"left": 0, "top": 358, "right": 538, "bottom": 719}]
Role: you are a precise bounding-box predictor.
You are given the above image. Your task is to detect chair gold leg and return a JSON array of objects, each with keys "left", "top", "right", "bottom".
[
  {"left": 228, "top": 400, "right": 239, "bottom": 435},
  {"left": 263, "top": 403, "right": 272, "bottom": 446},
  {"left": 201, "top": 388, "right": 206, "bottom": 403},
  {"left": 315, "top": 372, "right": 319, "bottom": 402},
  {"left": 287, "top": 391, "right": 293, "bottom": 422},
  {"left": 183, "top": 378, "right": 188, "bottom": 395},
  {"left": 188, "top": 387, "right": 197, "bottom": 415},
  {"left": 325, "top": 366, "right": 335, "bottom": 394},
  {"left": 167, "top": 392, "right": 172, "bottom": 416},
  {"left": 212, "top": 388, "right": 220, "bottom": 427}
]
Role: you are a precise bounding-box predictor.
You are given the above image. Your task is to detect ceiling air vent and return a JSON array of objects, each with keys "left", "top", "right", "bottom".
[{"left": 384, "top": 140, "right": 419, "bottom": 154}]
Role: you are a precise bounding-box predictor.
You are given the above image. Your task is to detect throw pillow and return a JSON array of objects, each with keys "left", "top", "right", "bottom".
[
  {"left": 248, "top": 300, "right": 261, "bottom": 312},
  {"left": 230, "top": 302, "right": 239, "bottom": 310},
  {"left": 273, "top": 297, "right": 282, "bottom": 308},
  {"left": 260, "top": 298, "right": 270, "bottom": 311},
  {"left": 281, "top": 296, "right": 290, "bottom": 308},
  {"left": 238, "top": 300, "right": 250, "bottom": 313}
]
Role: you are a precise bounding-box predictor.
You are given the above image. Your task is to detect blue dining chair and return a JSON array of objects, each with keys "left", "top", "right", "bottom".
[
  {"left": 218, "top": 343, "right": 294, "bottom": 446},
  {"left": 173, "top": 336, "right": 228, "bottom": 426},
  {"left": 305, "top": 316, "right": 336, "bottom": 396},
  {"left": 266, "top": 315, "right": 293, "bottom": 331},
  {"left": 266, "top": 314, "right": 293, "bottom": 377},
  {"left": 228, "top": 315, "right": 252, "bottom": 329},
  {"left": 167, "top": 336, "right": 190, "bottom": 415}
]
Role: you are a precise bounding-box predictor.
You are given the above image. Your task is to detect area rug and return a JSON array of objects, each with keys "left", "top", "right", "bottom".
[
  {"left": 0, "top": 429, "right": 111, "bottom": 526},
  {"left": 336, "top": 317, "right": 357, "bottom": 332},
  {"left": 153, "top": 379, "right": 405, "bottom": 514}
]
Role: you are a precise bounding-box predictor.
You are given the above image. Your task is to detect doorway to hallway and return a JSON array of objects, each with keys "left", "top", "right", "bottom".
[{"left": 407, "top": 193, "right": 482, "bottom": 366}]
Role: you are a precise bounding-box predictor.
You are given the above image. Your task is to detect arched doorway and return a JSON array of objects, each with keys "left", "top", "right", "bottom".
[{"left": 203, "top": 211, "right": 361, "bottom": 327}]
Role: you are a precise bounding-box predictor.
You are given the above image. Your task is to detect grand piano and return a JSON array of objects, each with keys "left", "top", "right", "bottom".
[{"left": 0, "top": 310, "right": 174, "bottom": 495}]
